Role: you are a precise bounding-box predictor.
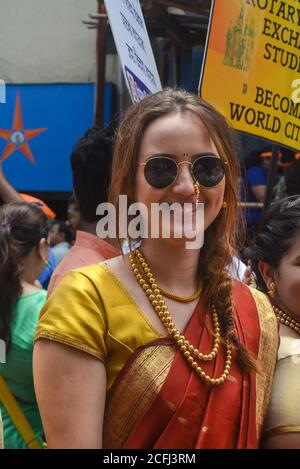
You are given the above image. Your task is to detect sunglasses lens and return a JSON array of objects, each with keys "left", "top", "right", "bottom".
[
  {"left": 193, "top": 157, "right": 225, "bottom": 187},
  {"left": 144, "top": 158, "right": 177, "bottom": 188}
]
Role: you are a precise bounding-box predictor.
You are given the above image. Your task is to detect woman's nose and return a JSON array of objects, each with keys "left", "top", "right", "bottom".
[{"left": 172, "top": 163, "right": 195, "bottom": 196}]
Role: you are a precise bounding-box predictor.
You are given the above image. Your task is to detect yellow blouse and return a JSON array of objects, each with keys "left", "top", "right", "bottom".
[
  {"left": 35, "top": 263, "right": 161, "bottom": 390},
  {"left": 263, "top": 325, "right": 300, "bottom": 438}
]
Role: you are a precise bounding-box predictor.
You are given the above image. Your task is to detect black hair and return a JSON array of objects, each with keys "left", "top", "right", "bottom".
[
  {"left": 0, "top": 202, "right": 50, "bottom": 350},
  {"left": 51, "top": 220, "right": 73, "bottom": 245},
  {"left": 244, "top": 146, "right": 272, "bottom": 170},
  {"left": 285, "top": 159, "right": 300, "bottom": 196},
  {"left": 245, "top": 195, "right": 300, "bottom": 292},
  {"left": 71, "top": 123, "right": 116, "bottom": 223}
]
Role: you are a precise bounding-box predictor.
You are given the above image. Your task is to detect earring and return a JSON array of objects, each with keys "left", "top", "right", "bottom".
[
  {"left": 222, "top": 201, "right": 227, "bottom": 209},
  {"left": 267, "top": 281, "right": 276, "bottom": 298},
  {"left": 43, "top": 259, "right": 51, "bottom": 269},
  {"left": 194, "top": 181, "right": 200, "bottom": 204}
]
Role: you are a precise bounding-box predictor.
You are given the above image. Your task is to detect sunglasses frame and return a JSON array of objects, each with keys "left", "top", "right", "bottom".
[{"left": 138, "top": 154, "right": 226, "bottom": 189}]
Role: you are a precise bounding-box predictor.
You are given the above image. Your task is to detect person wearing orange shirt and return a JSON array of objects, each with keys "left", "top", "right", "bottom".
[{"left": 47, "top": 125, "right": 119, "bottom": 296}]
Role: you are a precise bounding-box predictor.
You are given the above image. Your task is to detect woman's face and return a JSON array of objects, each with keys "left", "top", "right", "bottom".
[
  {"left": 274, "top": 232, "right": 300, "bottom": 320},
  {"left": 135, "top": 112, "right": 226, "bottom": 245}
]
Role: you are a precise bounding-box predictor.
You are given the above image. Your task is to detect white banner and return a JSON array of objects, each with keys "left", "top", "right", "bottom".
[{"left": 104, "top": 0, "right": 162, "bottom": 102}]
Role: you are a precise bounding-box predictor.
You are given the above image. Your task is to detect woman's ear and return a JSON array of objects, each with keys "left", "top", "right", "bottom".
[
  {"left": 38, "top": 238, "right": 49, "bottom": 262},
  {"left": 258, "top": 260, "right": 275, "bottom": 289}
]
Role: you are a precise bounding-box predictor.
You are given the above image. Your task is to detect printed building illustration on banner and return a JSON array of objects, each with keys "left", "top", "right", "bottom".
[{"left": 223, "top": 5, "right": 256, "bottom": 71}]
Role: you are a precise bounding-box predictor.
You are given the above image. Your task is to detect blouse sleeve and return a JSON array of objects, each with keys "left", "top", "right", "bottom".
[{"left": 35, "top": 269, "right": 108, "bottom": 361}]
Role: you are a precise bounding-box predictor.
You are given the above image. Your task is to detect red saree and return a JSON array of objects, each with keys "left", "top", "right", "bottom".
[{"left": 103, "top": 282, "right": 278, "bottom": 449}]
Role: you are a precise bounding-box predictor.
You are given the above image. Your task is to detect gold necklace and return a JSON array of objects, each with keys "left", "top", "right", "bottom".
[
  {"left": 158, "top": 284, "right": 202, "bottom": 303},
  {"left": 273, "top": 305, "right": 300, "bottom": 335},
  {"left": 129, "top": 248, "right": 232, "bottom": 385}
]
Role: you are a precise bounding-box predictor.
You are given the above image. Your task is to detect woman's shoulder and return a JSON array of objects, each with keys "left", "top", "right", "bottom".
[
  {"left": 61, "top": 255, "right": 125, "bottom": 288},
  {"left": 232, "top": 282, "right": 278, "bottom": 334}
]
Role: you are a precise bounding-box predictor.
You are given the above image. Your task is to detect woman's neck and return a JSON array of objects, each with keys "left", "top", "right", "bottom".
[
  {"left": 275, "top": 299, "right": 300, "bottom": 324},
  {"left": 140, "top": 238, "right": 200, "bottom": 294}
]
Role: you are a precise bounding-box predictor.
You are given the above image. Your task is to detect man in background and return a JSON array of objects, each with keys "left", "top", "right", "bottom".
[{"left": 47, "top": 125, "right": 119, "bottom": 295}]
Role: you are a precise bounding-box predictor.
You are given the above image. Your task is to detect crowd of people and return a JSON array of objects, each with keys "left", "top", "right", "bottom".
[{"left": 0, "top": 88, "right": 299, "bottom": 449}]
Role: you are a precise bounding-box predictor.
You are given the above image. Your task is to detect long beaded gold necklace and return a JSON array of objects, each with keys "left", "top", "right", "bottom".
[
  {"left": 129, "top": 248, "right": 232, "bottom": 385},
  {"left": 273, "top": 305, "right": 300, "bottom": 335}
]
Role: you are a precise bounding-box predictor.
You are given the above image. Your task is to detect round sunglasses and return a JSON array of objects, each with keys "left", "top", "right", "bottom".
[{"left": 138, "top": 155, "right": 226, "bottom": 189}]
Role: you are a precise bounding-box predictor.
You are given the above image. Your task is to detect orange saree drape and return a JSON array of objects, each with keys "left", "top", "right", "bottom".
[{"left": 103, "top": 282, "right": 277, "bottom": 449}]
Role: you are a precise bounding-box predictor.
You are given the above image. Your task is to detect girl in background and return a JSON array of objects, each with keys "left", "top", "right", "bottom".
[
  {"left": 0, "top": 202, "right": 49, "bottom": 448},
  {"left": 246, "top": 196, "right": 300, "bottom": 448}
]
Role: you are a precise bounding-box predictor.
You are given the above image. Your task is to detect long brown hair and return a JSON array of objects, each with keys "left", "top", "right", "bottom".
[
  {"left": 109, "top": 88, "right": 257, "bottom": 373},
  {"left": 0, "top": 202, "right": 49, "bottom": 351}
]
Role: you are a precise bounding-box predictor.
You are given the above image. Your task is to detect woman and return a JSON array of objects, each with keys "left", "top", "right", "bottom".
[
  {"left": 0, "top": 202, "right": 49, "bottom": 448},
  {"left": 33, "top": 89, "right": 278, "bottom": 449},
  {"left": 246, "top": 195, "right": 300, "bottom": 448},
  {"left": 0, "top": 412, "right": 3, "bottom": 449}
]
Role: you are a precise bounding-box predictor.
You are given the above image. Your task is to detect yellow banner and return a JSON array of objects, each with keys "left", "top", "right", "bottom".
[{"left": 199, "top": 0, "right": 300, "bottom": 151}]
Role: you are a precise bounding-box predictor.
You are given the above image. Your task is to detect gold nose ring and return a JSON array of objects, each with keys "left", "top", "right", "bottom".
[{"left": 194, "top": 181, "right": 201, "bottom": 204}]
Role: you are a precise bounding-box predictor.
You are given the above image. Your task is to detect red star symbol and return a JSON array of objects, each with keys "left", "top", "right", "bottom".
[{"left": 0, "top": 92, "right": 47, "bottom": 164}]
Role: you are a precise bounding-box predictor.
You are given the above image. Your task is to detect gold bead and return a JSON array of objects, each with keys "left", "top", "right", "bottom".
[{"left": 130, "top": 251, "right": 230, "bottom": 387}]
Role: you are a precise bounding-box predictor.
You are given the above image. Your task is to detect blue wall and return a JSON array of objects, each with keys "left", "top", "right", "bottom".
[{"left": 0, "top": 84, "right": 95, "bottom": 191}]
